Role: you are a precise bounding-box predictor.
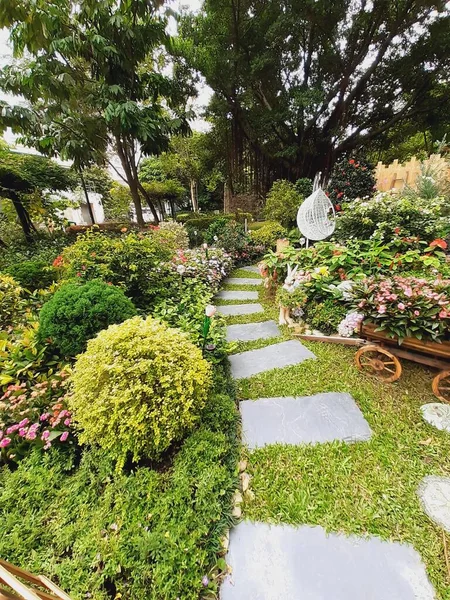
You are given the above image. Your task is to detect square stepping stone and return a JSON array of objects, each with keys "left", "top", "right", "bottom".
[
  {"left": 216, "top": 290, "right": 259, "bottom": 301},
  {"left": 241, "top": 266, "right": 260, "bottom": 274},
  {"left": 229, "top": 340, "right": 316, "bottom": 380},
  {"left": 240, "top": 392, "right": 372, "bottom": 449},
  {"left": 226, "top": 320, "right": 280, "bottom": 342},
  {"left": 217, "top": 304, "right": 264, "bottom": 316},
  {"left": 225, "top": 277, "right": 262, "bottom": 286},
  {"left": 221, "top": 522, "right": 435, "bottom": 600}
]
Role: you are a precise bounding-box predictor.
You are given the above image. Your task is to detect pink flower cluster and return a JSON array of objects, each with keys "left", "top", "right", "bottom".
[{"left": 354, "top": 276, "right": 450, "bottom": 342}]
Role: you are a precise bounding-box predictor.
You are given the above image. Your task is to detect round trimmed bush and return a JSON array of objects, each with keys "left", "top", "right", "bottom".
[
  {"left": 70, "top": 316, "right": 212, "bottom": 466},
  {"left": 38, "top": 280, "right": 137, "bottom": 355},
  {"left": 250, "top": 221, "right": 287, "bottom": 248}
]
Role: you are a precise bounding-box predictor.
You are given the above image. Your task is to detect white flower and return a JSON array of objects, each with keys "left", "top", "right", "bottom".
[
  {"left": 205, "top": 305, "right": 217, "bottom": 317},
  {"left": 176, "top": 264, "right": 186, "bottom": 275}
]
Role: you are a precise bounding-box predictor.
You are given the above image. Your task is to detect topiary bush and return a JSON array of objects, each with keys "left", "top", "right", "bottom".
[
  {"left": 264, "top": 180, "right": 303, "bottom": 228},
  {"left": 327, "top": 155, "right": 376, "bottom": 205},
  {"left": 38, "top": 280, "right": 137, "bottom": 356},
  {"left": 6, "top": 260, "right": 56, "bottom": 291},
  {"left": 70, "top": 316, "right": 212, "bottom": 467},
  {"left": 250, "top": 221, "right": 288, "bottom": 248},
  {"left": 0, "top": 274, "right": 23, "bottom": 328}
]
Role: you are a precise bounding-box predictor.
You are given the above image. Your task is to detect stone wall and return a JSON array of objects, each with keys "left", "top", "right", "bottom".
[{"left": 375, "top": 154, "right": 450, "bottom": 192}]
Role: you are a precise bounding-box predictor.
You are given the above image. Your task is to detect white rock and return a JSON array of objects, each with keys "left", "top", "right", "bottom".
[
  {"left": 240, "top": 472, "right": 251, "bottom": 492},
  {"left": 421, "top": 403, "right": 450, "bottom": 432},
  {"left": 232, "top": 505, "right": 242, "bottom": 518},
  {"left": 233, "top": 491, "right": 243, "bottom": 506},
  {"left": 238, "top": 459, "right": 248, "bottom": 473},
  {"left": 221, "top": 530, "right": 230, "bottom": 551}
]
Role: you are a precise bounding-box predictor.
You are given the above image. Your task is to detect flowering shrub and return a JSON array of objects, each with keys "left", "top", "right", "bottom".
[
  {"left": 171, "top": 247, "right": 233, "bottom": 291},
  {"left": 335, "top": 192, "right": 449, "bottom": 243},
  {"left": 70, "top": 316, "right": 212, "bottom": 467},
  {"left": 0, "top": 274, "right": 23, "bottom": 328},
  {"left": 303, "top": 299, "right": 348, "bottom": 335},
  {"left": 0, "top": 369, "right": 73, "bottom": 463},
  {"left": 39, "top": 280, "right": 137, "bottom": 356},
  {"left": 352, "top": 276, "right": 450, "bottom": 342},
  {"left": 328, "top": 156, "right": 376, "bottom": 205},
  {"left": 150, "top": 220, "right": 189, "bottom": 253}
]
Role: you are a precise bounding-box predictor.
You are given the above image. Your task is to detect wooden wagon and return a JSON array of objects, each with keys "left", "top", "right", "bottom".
[{"left": 355, "top": 322, "right": 450, "bottom": 402}]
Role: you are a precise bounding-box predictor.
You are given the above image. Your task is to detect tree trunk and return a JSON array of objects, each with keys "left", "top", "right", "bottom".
[
  {"left": 190, "top": 179, "right": 198, "bottom": 212},
  {"left": 137, "top": 182, "right": 160, "bottom": 224},
  {"left": 10, "top": 192, "right": 36, "bottom": 243},
  {"left": 79, "top": 169, "right": 96, "bottom": 224},
  {"left": 115, "top": 137, "right": 145, "bottom": 227}
]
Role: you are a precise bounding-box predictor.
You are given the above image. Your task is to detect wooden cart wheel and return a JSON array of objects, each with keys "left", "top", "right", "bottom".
[
  {"left": 432, "top": 370, "right": 450, "bottom": 403},
  {"left": 355, "top": 345, "right": 402, "bottom": 383}
]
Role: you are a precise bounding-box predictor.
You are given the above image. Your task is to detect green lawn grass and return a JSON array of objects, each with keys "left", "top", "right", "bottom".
[{"left": 225, "top": 267, "right": 450, "bottom": 598}]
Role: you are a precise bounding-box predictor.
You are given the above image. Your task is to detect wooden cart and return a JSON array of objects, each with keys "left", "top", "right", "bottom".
[{"left": 355, "top": 322, "right": 450, "bottom": 402}]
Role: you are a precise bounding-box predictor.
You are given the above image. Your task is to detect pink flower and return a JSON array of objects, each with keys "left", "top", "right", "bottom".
[
  {"left": 60, "top": 431, "right": 69, "bottom": 442},
  {"left": 439, "top": 310, "right": 448, "bottom": 319},
  {"left": 41, "top": 430, "right": 50, "bottom": 441},
  {"left": 6, "top": 424, "right": 20, "bottom": 435},
  {"left": 19, "top": 418, "right": 29, "bottom": 428},
  {"left": 397, "top": 302, "right": 406, "bottom": 310},
  {"left": 64, "top": 418, "right": 71, "bottom": 427},
  {"left": 43, "top": 442, "right": 51, "bottom": 450},
  {"left": 0, "top": 438, "right": 11, "bottom": 448},
  {"left": 414, "top": 310, "right": 420, "bottom": 316},
  {"left": 377, "top": 305, "right": 387, "bottom": 314},
  {"left": 26, "top": 431, "right": 37, "bottom": 441},
  {"left": 404, "top": 288, "right": 413, "bottom": 297},
  {"left": 18, "top": 428, "right": 28, "bottom": 437},
  {"left": 40, "top": 413, "right": 50, "bottom": 421}
]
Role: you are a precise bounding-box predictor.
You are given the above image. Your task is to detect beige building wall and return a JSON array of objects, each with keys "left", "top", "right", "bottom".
[{"left": 375, "top": 154, "right": 450, "bottom": 192}]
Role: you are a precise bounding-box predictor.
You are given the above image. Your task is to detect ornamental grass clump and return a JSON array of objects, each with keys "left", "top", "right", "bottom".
[{"left": 70, "top": 316, "right": 212, "bottom": 468}]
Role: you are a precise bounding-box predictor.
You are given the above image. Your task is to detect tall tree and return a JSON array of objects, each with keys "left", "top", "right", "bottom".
[
  {"left": 180, "top": 0, "right": 450, "bottom": 188},
  {"left": 0, "top": 0, "right": 192, "bottom": 226}
]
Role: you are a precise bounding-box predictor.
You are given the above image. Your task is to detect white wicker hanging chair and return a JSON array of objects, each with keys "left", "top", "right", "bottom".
[{"left": 297, "top": 174, "right": 335, "bottom": 241}]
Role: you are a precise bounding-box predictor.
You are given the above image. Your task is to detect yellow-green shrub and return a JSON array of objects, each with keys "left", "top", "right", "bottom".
[
  {"left": 0, "top": 274, "right": 23, "bottom": 328},
  {"left": 250, "top": 221, "right": 287, "bottom": 248},
  {"left": 70, "top": 316, "right": 212, "bottom": 467}
]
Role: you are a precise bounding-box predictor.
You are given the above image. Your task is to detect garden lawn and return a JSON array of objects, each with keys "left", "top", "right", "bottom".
[
  {"left": 222, "top": 267, "right": 450, "bottom": 599},
  {"left": 0, "top": 365, "right": 239, "bottom": 600}
]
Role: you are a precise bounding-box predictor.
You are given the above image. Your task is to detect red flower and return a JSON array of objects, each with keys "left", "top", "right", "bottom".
[
  {"left": 76, "top": 272, "right": 82, "bottom": 277},
  {"left": 349, "top": 159, "right": 355, "bottom": 165},
  {"left": 335, "top": 204, "right": 341, "bottom": 212},
  {"left": 52, "top": 255, "right": 64, "bottom": 268},
  {"left": 394, "top": 227, "right": 401, "bottom": 235},
  {"left": 337, "top": 192, "right": 344, "bottom": 199},
  {"left": 430, "top": 238, "right": 448, "bottom": 249}
]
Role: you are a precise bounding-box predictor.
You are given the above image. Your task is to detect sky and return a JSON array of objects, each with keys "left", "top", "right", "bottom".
[{"left": 0, "top": 0, "right": 212, "bottom": 151}]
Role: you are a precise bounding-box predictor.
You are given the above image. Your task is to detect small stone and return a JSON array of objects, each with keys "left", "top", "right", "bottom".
[
  {"left": 240, "top": 472, "right": 251, "bottom": 492},
  {"left": 312, "top": 329, "right": 325, "bottom": 336},
  {"left": 244, "top": 488, "right": 255, "bottom": 501},
  {"left": 232, "top": 505, "right": 242, "bottom": 518},
  {"left": 233, "top": 491, "right": 243, "bottom": 506},
  {"left": 221, "top": 531, "right": 230, "bottom": 551},
  {"left": 418, "top": 475, "right": 450, "bottom": 532},
  {"left": 421, "top": 403, "right": 450, "bottom": 432},
  {"left": 238, "top": 459, "right": 247, "bottom": 473}
]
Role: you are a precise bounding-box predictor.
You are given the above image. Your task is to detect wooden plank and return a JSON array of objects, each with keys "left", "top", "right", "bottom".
[
  {"left": 0, "top": 566, "right": 41, "bottom": 600},
  {"left": 0, "top": 563, "right": 43, "bottom": 591},
  {"left": 361, "top": 323, "right": 450, "bottom": 360},
  {"left": 389, "top": 347, "right": 450, "bottom": 371},
  {"left": 0, "top": 588, "right": 22, "bottom": 600},
  {"left": 38, "top": 578, "right": 71, "bottom": 600},
  {"left": 292, "top": 333, "right": 365, "bottom": 347},
  {"left": 0, "top": 562, "right": 65, "bottom": 600}
]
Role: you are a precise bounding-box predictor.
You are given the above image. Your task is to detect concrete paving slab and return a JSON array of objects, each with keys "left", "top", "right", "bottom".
[
  {"left": 221, "top": 521, "right": 435, "bottom": 600},
  {"left": 240, "top": 392, "right": 372, "bottom": 449},
  {"left": 217, "top": 304, "right": 265, "bottom": 316},
  {"left": 241, "top": 266, "right": 260, "bottom": 274},
  {"left": 225, "top": 277, "right": 262, "bottom": 285},
  {"left": 229, "top": 340, "right": 316, "bottom": 380},
  {"left": 421, "top": 403, "right": 450, "bottom": 433},
  {"left": 226, "top": 320, "right": 281, "bottom": 342},
  {"left": 418, "top": 475, "right": 450, "bottom": 532},
  {"left": 216, "top": 290, "right": 259, "bottom": 301}
]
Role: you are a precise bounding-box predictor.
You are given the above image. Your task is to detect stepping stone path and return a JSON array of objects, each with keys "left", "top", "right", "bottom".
[
  {"left": 221, "top": 522, "right": 435, "bottom": 600},
  {"left": 216, "top": 290, "right": 259, "bottom": 301},
  {"left": 241, "top": 265, "right": 260, "bottom": 273},
  {"left": 240, "top": 392, "right": 372, "bottom": 449},
  {"left": 216, "top": 266, "right": 436, "bottom": 599},
  {"left": 229, "top": 340, "right": 316, "bottom": 380},
  {"left": 225, "top": 277, "right": 262, "bottom": 285},
  {"left": 421, "top": 403, "right": 450, "bottom": 432},
  {"left": 226, "top": 320, "right": 280, "bottom": 342},
  {"left": 217, "top": 303, "right": 264, "bottom": 316},
  {"left": 418, "top": 476, "right": 450, "bottom": 533}
]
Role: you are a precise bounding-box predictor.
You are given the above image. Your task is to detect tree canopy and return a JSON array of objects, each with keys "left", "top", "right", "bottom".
[
  {"left": 0, "top": 0, "right": 192, "bottom": 225},
  {"left": 180, "top": 0, "right": 450, "bottom": 192}
]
